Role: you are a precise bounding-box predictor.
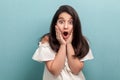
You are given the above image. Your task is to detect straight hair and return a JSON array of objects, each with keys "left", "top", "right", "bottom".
[{"left": 42, "top": 5, "right": 89, "bottom": 59}]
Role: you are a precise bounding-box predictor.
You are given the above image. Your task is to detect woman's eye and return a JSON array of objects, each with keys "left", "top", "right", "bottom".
[
  {"left": 59, "top": 20, "right": 64, "bottom": 24},
  {"left": 69, "top": 21, "right": 73, "bottom": 25}
]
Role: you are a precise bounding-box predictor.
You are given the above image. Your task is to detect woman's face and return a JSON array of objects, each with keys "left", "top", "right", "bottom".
[{"left": 56, "top": 12, "right": 73, "bottom": 39}]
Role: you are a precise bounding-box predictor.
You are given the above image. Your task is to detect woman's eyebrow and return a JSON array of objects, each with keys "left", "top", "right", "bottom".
[
  {"left": 58, "top": 17, "right": 73, "bottom": 20},
  {"left": 58, "top": 17, "right": 64, "bottom": 19}
]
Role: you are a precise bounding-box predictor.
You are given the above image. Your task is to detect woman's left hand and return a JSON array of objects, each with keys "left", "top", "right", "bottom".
[{"left": 66, "top": 31, "right": 73, "bottom": 44}]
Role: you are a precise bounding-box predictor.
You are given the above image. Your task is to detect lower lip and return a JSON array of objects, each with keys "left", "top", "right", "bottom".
[{"left": 63, "top": 34, "right": 69, "bottom": 39}]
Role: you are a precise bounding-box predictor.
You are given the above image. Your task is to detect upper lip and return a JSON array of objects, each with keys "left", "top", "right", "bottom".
[
  {"left": 63, "top": 30, "right": 69, "bottom": 33},
  {"left": 63, "top": 31, "right": 68, "bottom": 34}
]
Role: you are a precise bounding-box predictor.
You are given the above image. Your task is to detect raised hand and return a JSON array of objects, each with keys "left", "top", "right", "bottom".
[
  {"left": 66, "top": 30, "right": 73, "bottom": 44},
  {"left": 55, "top": 25, "right": 66, "bottom": 45}
]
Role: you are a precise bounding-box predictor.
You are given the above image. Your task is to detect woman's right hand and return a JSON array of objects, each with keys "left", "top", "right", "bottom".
[{"left": 55, "top": 25, "right": 66, "bottom": 45}]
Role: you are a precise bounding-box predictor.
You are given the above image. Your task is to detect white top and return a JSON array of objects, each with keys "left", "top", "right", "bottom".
[{"left": 32, "top": 42, "right": 94, "bottom": 80}]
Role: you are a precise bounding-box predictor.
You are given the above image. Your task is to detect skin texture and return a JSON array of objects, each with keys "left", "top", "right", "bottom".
[{"left": 42, "top": 12, "right": 84, "bottom": 76}]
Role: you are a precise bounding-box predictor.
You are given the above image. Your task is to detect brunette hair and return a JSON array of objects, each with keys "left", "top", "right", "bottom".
[{"left": 42, "top": 5, "right": 89, "bottom": 59}]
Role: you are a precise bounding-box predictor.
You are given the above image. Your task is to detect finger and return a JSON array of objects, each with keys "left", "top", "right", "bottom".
[
  {"left": 55, "top": 25, "right": 58, "bottom": 33},
  {"left": 55, "top": 25, "right": 64, "bottom": 42},
  {"left": 55, "top": 25, "right": 59, "bottom": 35},
  {"left": 69, "top": 30, "right": 73, "bottom": 41},
  {"left": 55, "top": 25, "right": 62, "bottom": 33},
  {"left": 55, "top": 25, "right": 60, "bottom": 40},
  {"left": 55, "top": 25, "right": 60, "bottom": 34},
  {"left": 70, "top": 30, "right": 73, "bottom": 34},
  {"left": 70, "top": 30, "right": 73, "bottom": 37}
]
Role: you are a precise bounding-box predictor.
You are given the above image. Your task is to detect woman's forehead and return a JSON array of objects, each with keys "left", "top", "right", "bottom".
[{"left": 58, "top": 12, "right": 73, "bottom": 20}]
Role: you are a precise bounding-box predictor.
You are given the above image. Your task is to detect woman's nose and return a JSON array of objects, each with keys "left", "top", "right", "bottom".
[{"left": 64, "top": 23, "right": 68, "bottom": 29}]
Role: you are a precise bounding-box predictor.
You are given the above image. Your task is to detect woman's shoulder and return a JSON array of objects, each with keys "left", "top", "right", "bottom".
[
  {"left": 41, "top": 35, "right": 49, "bottom": 44},
  {"left": 39, "top": 35, "right": 49, "bottom": 47},
  {"left": 40, "top": 33, "right": 49, "bottom": 44}
]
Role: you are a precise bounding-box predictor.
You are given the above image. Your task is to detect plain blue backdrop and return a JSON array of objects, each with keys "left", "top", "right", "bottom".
[{"left": 0, "top": 0, "right": 120, "bottom": 80}]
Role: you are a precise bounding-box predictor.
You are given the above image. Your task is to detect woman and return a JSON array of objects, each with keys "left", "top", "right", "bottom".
[{"left": 32, "top": 5, "right": 94, "bottom": 80}]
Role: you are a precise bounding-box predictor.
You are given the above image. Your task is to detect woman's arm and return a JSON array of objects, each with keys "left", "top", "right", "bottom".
[
  {"left": 67, "top": 43, "right": 84, "bottom": 75},
  {"left": 41, "top": 35, "right": 66, "bottom": 76},
  {"left": 46, "top": 44, "right": 66, "bottom": 76}
]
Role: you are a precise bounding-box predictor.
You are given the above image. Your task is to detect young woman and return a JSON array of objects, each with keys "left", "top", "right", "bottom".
[{"left": 32, "top": 5, "right": 94, "bottom": 80}]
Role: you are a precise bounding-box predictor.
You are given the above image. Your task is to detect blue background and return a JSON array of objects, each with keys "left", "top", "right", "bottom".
[{"left": 0, "top": 0, "right": 120, "bottom": 80}]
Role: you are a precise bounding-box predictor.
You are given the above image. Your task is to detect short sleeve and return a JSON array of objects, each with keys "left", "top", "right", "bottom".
[
  {"left": 80, "top": 48, "right": 94, "bottom": 61},
  {"left": 32, "top": 42, "right": 55, "bottom": 62}
]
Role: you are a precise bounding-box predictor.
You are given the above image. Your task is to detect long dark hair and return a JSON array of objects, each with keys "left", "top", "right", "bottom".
[{"left": 44, "top": 5, "right": 89, "bottom": 59}]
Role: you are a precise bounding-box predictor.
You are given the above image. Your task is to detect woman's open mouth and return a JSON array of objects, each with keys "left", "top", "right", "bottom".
[
  {"left": 63, "top": 31, "right": 69, "bottom": 39},
  {"left": 63, "top": 32, "right": 68, "bottom": 36}
]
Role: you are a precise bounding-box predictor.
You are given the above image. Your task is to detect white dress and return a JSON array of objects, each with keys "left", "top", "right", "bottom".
[{"left": 32, "top": 42, "right": 94, "bottom": 80}]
